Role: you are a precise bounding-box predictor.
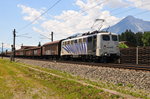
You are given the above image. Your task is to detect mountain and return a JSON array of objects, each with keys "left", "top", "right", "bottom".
[{"left": 106, "top": 15, "right": 150, "bottom": 34}]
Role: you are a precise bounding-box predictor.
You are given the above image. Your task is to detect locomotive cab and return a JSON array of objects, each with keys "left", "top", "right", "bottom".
[{"left": 96, "top": 32, "right": 120, "bottom": 61}]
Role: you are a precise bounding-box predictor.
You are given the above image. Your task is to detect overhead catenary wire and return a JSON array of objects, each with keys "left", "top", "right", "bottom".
[
  {"left": 16, "top": 35, "right": 32, "bottom": 39},
  {"left": 19, "top": 0, "right": 126, "bottom": 39},
  {"left": 80, "top": 0, "right": 109, "bottom": 14},
  {"left": 54, "top": 1, "right": 150, "bottom": 35},
  {"left": 17, "top": 0, "right": 107, "bottom": 43},
  {"left": 45, "top": 1, "right": 150, "bottom": 39},
  {"left": 40, "top": 33, "right": 51, "bottom": 40},
  {"left": 133, "top": 10, "right": 150, "bottom": 16},
  {"left": 101, "top": 1, "right": 150, "bottom": 29},
  {"left": 49, "top": 0, "right": 109, "bottom": 37},
  {"left": 35, "top": 0, "right": 109, "bottom": 39},
  {"left": 19, "top": 0, "right": 150, "bottom": 41},
  {"left": 59, "top": 1, "right": 149, "bottom": 29},
  {"left": 111, "top": 2, "right": 150, "bottom": 16},
  {"left": 19, "top": 0, "right": 62, "bottom": 31},
  {"left": 52, "top": 0, "right": 109, "bottom": 28}
]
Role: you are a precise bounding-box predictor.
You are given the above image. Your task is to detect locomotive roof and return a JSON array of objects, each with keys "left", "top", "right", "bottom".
[
  {"left": 63, "top": 32, "right": 117, "bottom": 42},
  {"left": 43, "top": 40, "right": 61, "bottom": 46}
]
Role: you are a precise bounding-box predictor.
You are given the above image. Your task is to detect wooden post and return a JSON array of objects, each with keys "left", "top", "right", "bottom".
[
  {"left": 118, "top": 58, "right": 121, "bottom": 64},
  {"left": 12, "top": 29, "right": 16, "bottom": 61},
  {"left": 136, "top": 47, "right": 139, "bottom": 65},
  {"left": 10, "top": 45, "right": 13, "bottom": 62}
]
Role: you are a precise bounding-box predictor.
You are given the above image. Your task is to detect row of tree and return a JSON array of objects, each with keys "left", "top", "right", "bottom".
[{"left": 119, "top": 30, "right": 150, "bottom": 47}]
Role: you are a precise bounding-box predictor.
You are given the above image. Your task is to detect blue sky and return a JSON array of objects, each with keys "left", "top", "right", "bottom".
[{"left": 0, "top": 0, "right": 150, "bottom": 50}]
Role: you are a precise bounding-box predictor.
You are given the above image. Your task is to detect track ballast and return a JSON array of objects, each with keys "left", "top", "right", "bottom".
[{"left": 16, "top": 57, "right": 150, "bottom": 71}]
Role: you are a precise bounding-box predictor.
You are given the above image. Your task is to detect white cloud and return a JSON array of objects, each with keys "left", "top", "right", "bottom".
[
  {"left": 17, "top": 4, "right": 45, "bottom": 23},
  {"left": 18, "top": 0, "right": 124, "bottom": 41},
  {"left": 76, "top": 0, "right": 104, "bottom": 11},
  {"left": 106, "top": 0, "right": 130, "bottom": 8},
  {"left": 33, "top": 0, "right": 121, "bottom": 40},
  {"left": 32, "top": 27, "right": 49, "bottom": 36},
  {"left": 128, "top": 0, "right": 150, "bottom": 10}
]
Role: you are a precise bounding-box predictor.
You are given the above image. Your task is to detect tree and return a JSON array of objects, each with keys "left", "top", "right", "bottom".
[
  {"left": 119, "top": 29, "right": 136, "bottom": 45},
  {"left": 142, "top": 32, "right": 150, "bottom": 46},
  {"left": 135, "top": 32, "right": 143, "bottom": 46}
]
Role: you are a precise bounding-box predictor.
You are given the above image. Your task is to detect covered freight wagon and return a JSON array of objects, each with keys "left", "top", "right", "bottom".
[
  {"left": 15, "top": 49, "right": 24, "bottom": 57},
  {"left": 32, "top": 47, "right": 42, "bottom": 58},
  {"left": 42, "top": 40, "right": 62, "bottom": 59},
  {"left": 24, "top": 49, "right": 34, "bottom": 57}
]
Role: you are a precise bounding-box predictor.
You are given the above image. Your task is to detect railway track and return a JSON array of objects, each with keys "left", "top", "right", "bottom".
[
  {"left": 15, "top": 57, "right": 150, "bottom": 71},
  {"left": 56, "top": 60, "right": 150, "bottom": 71}
]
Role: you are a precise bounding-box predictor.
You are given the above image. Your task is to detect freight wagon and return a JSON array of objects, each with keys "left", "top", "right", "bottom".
[{"left": 42, "top": 40, "right": 62, "bottom": 59}]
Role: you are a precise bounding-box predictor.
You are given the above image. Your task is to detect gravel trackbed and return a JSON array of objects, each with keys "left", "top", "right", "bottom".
[{"left": 16, "top": 59, "right": 150, "bottom": 92}]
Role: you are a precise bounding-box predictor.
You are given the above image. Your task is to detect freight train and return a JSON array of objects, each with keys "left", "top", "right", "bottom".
[{"left": 4, "top": 31, "right": 120, "bottom": 62}]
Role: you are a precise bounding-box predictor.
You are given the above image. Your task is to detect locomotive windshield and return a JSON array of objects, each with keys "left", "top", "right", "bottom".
[
  {"left": 102, "top": 35, "right": 110, "bottom": 41},
  {"left": 112, "top": 35, "right": 118, "bottom": 41}
]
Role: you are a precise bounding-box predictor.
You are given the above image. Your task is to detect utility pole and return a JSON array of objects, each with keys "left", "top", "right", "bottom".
[
  {"left": 10, "top": 45, "right": 13, "bottom": 62},
  {"left": 5, "top": 50, "right": 8, "bottom": 56},
  {"left": 12, "top": 29, "right": 16, "bottom": 61},
  {"left": 1, "top": 42, "right": 3, "bottom": 59},
  {"left": 51, "top": 32, "right": 53, "bottom": 42}
]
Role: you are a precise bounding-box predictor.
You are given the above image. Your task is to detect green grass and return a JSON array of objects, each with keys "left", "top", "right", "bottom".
[
  {"left": 18, "top": 61, "right": 150, "bottom": 99},
  {"left": 0, "top": 59, "right": 126, "bottom": 99},
  {"left": 20, "top": 62, "right": 150, "bottom": 99},
  {"left": 0, "top": 59, "right": 61, "bottom": 99}
]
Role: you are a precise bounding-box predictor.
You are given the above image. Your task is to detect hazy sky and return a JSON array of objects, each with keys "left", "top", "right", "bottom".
[{"left": 0, "top": 0, "right": 150, "bottom": 50}]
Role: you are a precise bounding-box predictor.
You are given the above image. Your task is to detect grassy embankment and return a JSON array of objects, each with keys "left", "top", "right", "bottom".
[
  {"left": 0, "top": 59, "right": 149, "bottom": 99},
  {"left": 0, "top": 59, "right": 122, "bottom": 99}
]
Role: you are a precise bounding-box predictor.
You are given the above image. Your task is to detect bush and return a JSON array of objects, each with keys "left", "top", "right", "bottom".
[{"left": 118, "top": 43, "right": 129, "bottom": 48}]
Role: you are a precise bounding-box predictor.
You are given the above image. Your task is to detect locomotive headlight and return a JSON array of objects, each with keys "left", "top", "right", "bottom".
[{"left": 104, "top": 52, "right": 108, "bottom": 56}]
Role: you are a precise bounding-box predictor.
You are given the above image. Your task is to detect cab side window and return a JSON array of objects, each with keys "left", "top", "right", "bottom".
[
  {"left": 102, "top": 35, "right": 110, "bottom": 41},
  {"left": 112, "top": 35, "right": 118, "bottom": 41}
]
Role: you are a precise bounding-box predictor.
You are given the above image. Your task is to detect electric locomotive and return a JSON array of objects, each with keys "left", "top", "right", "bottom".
[{"left": 61, "top": 31, "right": 120, "bottom": 62}]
